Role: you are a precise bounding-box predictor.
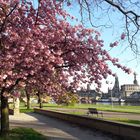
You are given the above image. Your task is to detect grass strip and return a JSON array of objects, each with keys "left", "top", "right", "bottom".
[
  {"left": 106, "top": 118, "right": 140, "bottom": 125},
  {"left": 0, "top": 127, "right": 48, "bottom": 140}
]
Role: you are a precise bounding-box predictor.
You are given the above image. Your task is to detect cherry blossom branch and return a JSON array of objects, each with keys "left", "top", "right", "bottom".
[{"left": 0, "top": 3, "right": 18, "bottom": 33}]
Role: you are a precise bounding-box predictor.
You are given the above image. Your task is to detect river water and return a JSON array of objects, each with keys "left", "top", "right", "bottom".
[{"left": 94, "top": 102, "right": 140, "bottom": 106}]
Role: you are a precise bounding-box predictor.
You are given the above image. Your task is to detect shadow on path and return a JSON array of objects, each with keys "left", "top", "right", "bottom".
[{"left": 10, "top": 112, "right": 121, "bottom": 140}]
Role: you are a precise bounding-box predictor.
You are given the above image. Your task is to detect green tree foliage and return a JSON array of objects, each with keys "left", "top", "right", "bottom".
[{"left": 56, "top": 92, "right": 79, "bottom": 106}]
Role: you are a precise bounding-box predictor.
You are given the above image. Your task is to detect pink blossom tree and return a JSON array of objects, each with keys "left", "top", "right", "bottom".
[{"left": 0, "top": 0, "right": 131, "bottom": 135}]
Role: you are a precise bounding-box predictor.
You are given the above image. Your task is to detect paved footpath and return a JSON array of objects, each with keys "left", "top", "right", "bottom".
[
  {"left": 9, "top": 113, "right": 120, "bottom": 140},
  {"left": 48, "top": 108, "right": 140, "bottom": 120},
  {"left": 101, "top": 111, "right": 140, "bottom": 120}
]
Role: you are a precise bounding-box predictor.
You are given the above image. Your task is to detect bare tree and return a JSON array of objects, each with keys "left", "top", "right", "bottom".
[{"left": 62, "top": 0, "right": 140, "bottom": 54}]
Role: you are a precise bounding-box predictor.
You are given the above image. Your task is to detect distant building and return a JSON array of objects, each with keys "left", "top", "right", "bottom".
[
  {"left": 120, "top": 72, "right": 140, "bottom": 99},
  {"left": 105, "top": 76, "right": 120, "bottom": 98},
  {"left": 77, "top": 84, "right": 101, "bottom": 103},
  {"left": 130, "top": 92, "right": 140, "bottom": 98}
]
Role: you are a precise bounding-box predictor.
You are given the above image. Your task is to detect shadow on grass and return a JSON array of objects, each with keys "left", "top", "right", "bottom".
[{"left": 0, "top": 127, "right": 48, "bottom": 140}]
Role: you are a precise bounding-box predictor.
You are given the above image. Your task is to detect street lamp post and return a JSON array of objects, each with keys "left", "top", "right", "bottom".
[
  {"left": 106, "top": 81, "right": 113, "bottom": 109},
  {"left": 87, "top": 84, "right": 91, "bottom": 104},
  {"left": 110, "top": 88, "right": 113, "bottom": 109}
]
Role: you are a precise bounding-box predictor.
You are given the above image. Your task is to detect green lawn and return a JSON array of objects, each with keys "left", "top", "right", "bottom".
[
  {"left": 41, "top": 103, "right": 140, "bottom": 114},
  {"left": 19, "top": 102, "right": 140, "bottom": 114},
  {"left": 18, "top": 102, "right": 140, "bottom": 126},
  {"left": 41, "top": 103, "right": 140, "bottom": 125},
  {"left": 0, "top": 127, "right": 48, "bottom": 140}
]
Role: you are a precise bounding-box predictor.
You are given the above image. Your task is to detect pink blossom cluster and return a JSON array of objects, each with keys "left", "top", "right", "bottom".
[
  {"left": 121, "top": 33, "right": 126, "bottom": 40},
  {"left": 110, "top": 41, "right": 119, "bottom": 48},
  {"left": 109, "top": 33, "right": 126, "bottom": 48},
  {"left": 12, "top": 90, "right": 20, "bottom": 98},
  {"left": 0, "top": 0, "right": 131, "bottom": 97}
]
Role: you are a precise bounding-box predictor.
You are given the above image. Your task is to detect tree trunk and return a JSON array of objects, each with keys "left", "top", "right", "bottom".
[
  {"left": 0, "top": 79, "right": 21, "bottom": 136},
  {"left": 39, "top": 102, "right": 43, "bottom": 108},
  {"left": 0, "top": 92, "right": 9, "bottom": 136},
  {"left": 26, "top": 92, "right": 31, "bottom": 110},
  {"left": 27, "top": 95, "right": 31, "bottom": 109},
  {"left": 13, "top": 97, "right": 20, "bottom": 115},
  {"left": 37, "top": 93, "right": 43, "bottom": 108}
]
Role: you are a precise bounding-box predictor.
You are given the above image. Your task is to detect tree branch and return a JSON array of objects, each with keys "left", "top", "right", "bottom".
[{"left": 0, "top": 3, "right": 18, "bottom": 33}]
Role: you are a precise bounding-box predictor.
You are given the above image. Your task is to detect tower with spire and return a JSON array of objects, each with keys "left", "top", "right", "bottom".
[
  {"left": 133, "top": 72, "right": 138, "bottom": 85},
  {"left": 112, "top": 75, "right": 120, "bottom": 97},
  {"left": 87, "top": 84, "right": 91, "bottom": 91}
]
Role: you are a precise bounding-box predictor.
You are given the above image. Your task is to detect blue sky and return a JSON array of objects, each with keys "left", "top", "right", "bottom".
[{"left": 64, "top": 3, "right": 140, "bottom": 92}]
